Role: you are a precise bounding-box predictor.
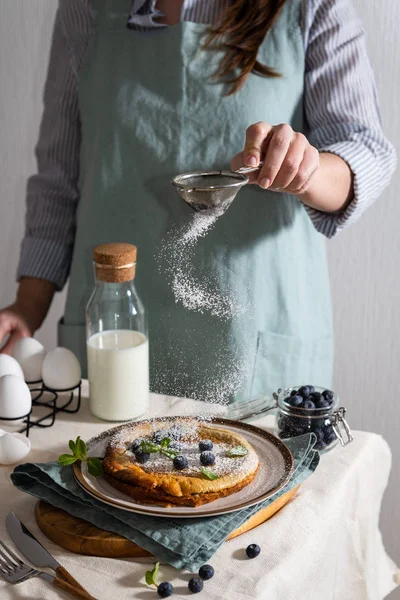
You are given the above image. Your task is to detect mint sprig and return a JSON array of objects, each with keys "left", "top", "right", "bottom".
[
  {"left": 200, "top": 466, "right": 219, "bottom": 480},
  {"left": 145, "top": 561, "right": 160, "bottom": 587},
  {"left": 138, "top": 438, "right": 179, "bottom": 461},
  {"left": 226, "top": 445, "right": 249, "bottom": 458},
  {"left": 160, "top": 448, "right": 179, "bottom": 460},
  {"left": 140, "top": 441, "right": 162, "bottom": 454},
  {"left": 57, "top": 437, "right": 104, "bottom": 477}
]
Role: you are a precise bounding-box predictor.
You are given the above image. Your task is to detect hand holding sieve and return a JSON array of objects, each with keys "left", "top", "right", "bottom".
[{"left": 171, "top": 162, "right": 264, "bottom": 215}]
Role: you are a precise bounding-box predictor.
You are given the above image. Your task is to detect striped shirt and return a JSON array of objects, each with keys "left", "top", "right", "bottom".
[{"left": 17, "top": 0, "right": 397, "bottom": 290}]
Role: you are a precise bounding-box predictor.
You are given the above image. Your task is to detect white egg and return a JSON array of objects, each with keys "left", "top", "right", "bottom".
[
  {"left": 41, "top": 347, "right": 81, "bottom": 390},
  {"left": 0, "top": 375, "right": 32, "bottom": 419},
  {"left": 0, "top": 431, "right": 31, "bottom": 465},
  {"left": 12, "top": 337, "right": 46, "bottom": 382},
  {"left": 0, "top": 354, "right": 24, "bottom": 379}
]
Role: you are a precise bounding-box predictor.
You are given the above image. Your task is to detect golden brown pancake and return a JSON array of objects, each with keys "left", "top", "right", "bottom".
[{"left": 102, "top": 418, "right": 259, "bottom": 507}]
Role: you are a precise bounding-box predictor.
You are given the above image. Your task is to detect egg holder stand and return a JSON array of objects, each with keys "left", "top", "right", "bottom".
[{"left": 0, "top": 380, "right": 82, "bottom": 438}]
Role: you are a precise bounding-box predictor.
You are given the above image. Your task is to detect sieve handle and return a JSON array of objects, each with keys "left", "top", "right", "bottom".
[{"left": 235, "top": 161, "right": 264, "bottom": 175}]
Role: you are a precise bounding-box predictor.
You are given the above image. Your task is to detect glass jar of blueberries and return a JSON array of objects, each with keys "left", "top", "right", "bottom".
[{"left": 273, "top": 385, "right": 353, "bottom": 452}]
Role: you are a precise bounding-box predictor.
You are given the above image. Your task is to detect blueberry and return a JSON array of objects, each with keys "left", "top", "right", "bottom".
[
  {"left": 173, "top": 455, "right": 188, "bottom": 470},
  {"left": 298, "top": 386, "right": 311, "bottom": 398},
  {"left": 153, "top": 430, "right": 165, "bottom": 444},
  {"left": 288, "top": 394, "right": 303, "bottom": 407},
  {"left": 314, "top": 399, "right": 330, "bottom": 410},
  {"left": 303, "top": 400, "right": 315, "bottom": 410},
  {"left": 322, "top": 389, "right": 334, "bottom": 401},
  {"left": 130, "top": 439, "right": 142, "bottom": 452},
  {"left": 198, "top": 564, "right": 214, "bottom": 581},
  {"left": 290, "top": 389, "right": 298, "bottom": 397},
  {"left": 188, "top": 577, "right": 204, "bottom": 593},
  {"left": 313, "top": 428, "right": 325, "bottom": 443},
  {"left": 200, "top": 451, "right": 215, "bottom": 466},
  {"left": 309, "top": 392, "right": 322, "bottom": 402},
  {"left": 199, "top": 439, "right": 213, "bottom": 452},
  {"left": 323, "top": 426, "right": 337, "bottom": 445},
  {"left": 307, "top": 385, "right": 316, "bottom": 394},
  {"left": 246, "top": 544, "right": 261, "bottom": 558},
  {"left": 169, "top": 441, "right": 183, "bottom": 451},
  {"left": 135, "top": 449, "right": 150, "bottom": 464},
  {"left": 168, "top": 424, "right": 183, "bottom": 441},
  {"left": 157, "top": 581, "right": 174, "bottom": 598}
]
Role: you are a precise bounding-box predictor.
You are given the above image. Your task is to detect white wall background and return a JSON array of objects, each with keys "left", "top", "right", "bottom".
[{"left": 0, "top": 1, "right": 398, "bottom": 596}]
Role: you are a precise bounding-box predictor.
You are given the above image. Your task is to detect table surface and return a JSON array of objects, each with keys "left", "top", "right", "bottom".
[{"left": 0, "top": 385, "right": 399, "bottom": 600}]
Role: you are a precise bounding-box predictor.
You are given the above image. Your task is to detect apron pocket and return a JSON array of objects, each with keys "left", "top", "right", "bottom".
[{"left": 251, "top": 329, "right": 334, "bottom": 398}]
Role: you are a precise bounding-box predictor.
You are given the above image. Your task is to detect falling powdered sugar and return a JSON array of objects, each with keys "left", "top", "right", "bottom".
[
  {"left": 162, "top": 210, "right": 247, "bottom": 319},
  {"left": 155, "top": 206, "right": 254, "bottom": 405}
]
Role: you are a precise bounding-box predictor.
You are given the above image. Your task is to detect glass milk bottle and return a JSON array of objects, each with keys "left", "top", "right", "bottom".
[{"left": 86, "top": 243, "right": 149, "bottom": 421}]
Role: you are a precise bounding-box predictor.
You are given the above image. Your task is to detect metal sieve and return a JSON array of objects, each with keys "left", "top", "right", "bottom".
[{"left": 171, "top": 162, "right": 263, "bottom": 215}]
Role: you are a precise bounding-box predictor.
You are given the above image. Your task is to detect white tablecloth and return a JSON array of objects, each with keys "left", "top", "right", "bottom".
[{"left": 0, "top": 386, "right": 399, "bottom": 600}]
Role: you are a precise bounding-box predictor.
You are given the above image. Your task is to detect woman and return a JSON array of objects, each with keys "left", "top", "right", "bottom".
[{"left": 0, "top": 0, "right": 395, "bottom": 403}]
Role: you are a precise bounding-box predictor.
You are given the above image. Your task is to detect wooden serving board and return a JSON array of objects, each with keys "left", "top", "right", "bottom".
[{"left": 35, "top": 486, "right": 299, "bottom": 559}]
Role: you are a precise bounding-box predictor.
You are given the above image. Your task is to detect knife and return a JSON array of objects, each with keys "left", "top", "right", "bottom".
[{"left": 6, "top": 511, "right": 93, "bottom": 596}]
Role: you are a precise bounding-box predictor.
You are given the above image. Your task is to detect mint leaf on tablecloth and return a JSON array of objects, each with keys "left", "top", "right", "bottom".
[
  {"left": 57, "top": 454, "right": 78, "bottom": 466},
  {"left": 87, "top": 458, "right": 104, "bottom": 477},
  {"left": 226, "top": 445, "right": 248, "bottom": 458},
  {"left": 200, "top": 467, "right": 219, "bottom": 480},
  {"left": 161, "top": 437, "right": 171, "bottom": 448},
  {"left": 145, "top": 561, "right": 159, "bottom": 586}
]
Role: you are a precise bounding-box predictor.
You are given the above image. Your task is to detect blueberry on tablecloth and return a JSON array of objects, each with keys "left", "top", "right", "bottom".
[
  {"left": 188, "top": 577, "right": 204, "bottom": 593},
  {"left": 246, "top": 544, "right": 261, "bottom": 558},
  {"left": 158, "top": 581, "right": 174, "bottom": 598},
  {"left": 199, "top": 564, "right": 214, "bottom": 581}
]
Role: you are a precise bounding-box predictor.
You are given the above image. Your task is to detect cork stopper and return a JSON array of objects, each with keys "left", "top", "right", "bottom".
[{"left": 93, "top": 243, "right": 137, "bottom": 283}]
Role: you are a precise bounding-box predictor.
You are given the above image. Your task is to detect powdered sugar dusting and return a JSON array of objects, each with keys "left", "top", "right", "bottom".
[
  {"left": 155, "top": 207, "right": 254, "bottom": 405},
  {"left": 160, "top": 210, "right": 247, "bottom": 320}
]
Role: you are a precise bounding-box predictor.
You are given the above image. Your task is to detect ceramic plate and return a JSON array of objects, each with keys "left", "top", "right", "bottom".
[{"left": 73, "top": 417, "right": 294, "bottom": 518}]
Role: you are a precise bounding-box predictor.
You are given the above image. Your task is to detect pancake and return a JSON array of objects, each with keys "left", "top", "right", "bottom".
[{"left": 102, "top": 418, "right": 260, "bottom": 507}]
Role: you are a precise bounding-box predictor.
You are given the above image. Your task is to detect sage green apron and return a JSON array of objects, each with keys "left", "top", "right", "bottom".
[{"left": 59, "top": 0, "right": 334, "bottom": 403}]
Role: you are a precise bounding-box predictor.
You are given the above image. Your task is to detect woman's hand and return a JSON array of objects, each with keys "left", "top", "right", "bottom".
[
  {"left": 231, "top": 122, "right": 320, "bottom": 194},
  {"left": 0, "top": 278, "right": 56, "bottom": 354},
  {"left": 0, "top": 305, "right": 32, "bottom": 354},
  {"left": 231, "top": 121, "right": 353, "bottom": 213}
]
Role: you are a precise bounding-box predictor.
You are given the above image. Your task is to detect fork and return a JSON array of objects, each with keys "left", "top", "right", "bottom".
[{"left": 0, "top": 541, "right": 97, "bottom": 599}]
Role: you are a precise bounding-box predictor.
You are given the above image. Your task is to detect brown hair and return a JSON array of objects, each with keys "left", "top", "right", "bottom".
[{"left": 204, "top": 0, "right": 288, "bottom": 95}]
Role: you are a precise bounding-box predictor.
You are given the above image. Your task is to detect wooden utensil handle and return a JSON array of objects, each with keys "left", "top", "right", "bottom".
[
  {"left": 54, "top": 576, "right": 97, "bottom": 600},
  {"left": 56, "top": 566, "right": 88, "bottom": 593}
]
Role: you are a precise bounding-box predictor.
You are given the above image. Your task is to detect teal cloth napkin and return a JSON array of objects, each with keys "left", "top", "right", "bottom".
[{"left": 11, "top": 433, "right": 318, "bottom": 571}]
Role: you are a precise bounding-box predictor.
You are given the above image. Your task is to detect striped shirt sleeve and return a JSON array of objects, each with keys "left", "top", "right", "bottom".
[
  {"left": 302, "top": 0, "right": 397, "bottom": 238},
  {"left": 16, "top": 3, "right": 85, "bottom": 290}
]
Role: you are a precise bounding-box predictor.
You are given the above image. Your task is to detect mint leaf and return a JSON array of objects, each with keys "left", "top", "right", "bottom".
[
  {"left": 161, "top": 437, "right": 171, "bottom": 449},
  {"left": 226, "top": 445, "right": 248, "bottom": 458},
  {"left": 76, "top": 437, "right": 87, "bottom": 460},
  {"left": 145, "top": 562, "right": 160, "bottom": 587},
  {"left": 58, "top": 454, "right": 78, "bottom": 466},
  {"left": 200, "top": 466, "right": 219, "bottom": 480},
  {"left": 87, "top": 457, "right": 104, "bottom": 477},
  {"left": 140, "top": 441, "right": 161, "bottom": 453},
  {"left": 160, "top": 448, "right": 179, "bottom": 460},
  {"left": 68, "top": 440, "right": 76, "bottom": 454}
]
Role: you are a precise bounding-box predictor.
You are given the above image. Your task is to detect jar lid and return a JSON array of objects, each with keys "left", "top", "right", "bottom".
[{"left": 93, "top": 243, "right": 137, "bottom": 283}]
